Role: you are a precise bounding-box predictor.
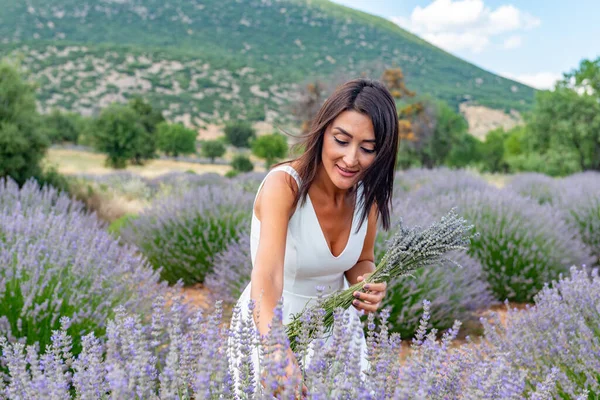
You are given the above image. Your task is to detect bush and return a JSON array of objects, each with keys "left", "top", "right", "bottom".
[
  {"left": 204, "top": 231, "right": 252, "bottom": 308},
  {"left": 147, "top": 171, "right": 226, "bottom": 198},
  {"left": 505, "top": 173, "right": 562, "bottom": 205},
  {"left": 231, "top": 154, "right": 254, "bottom": 173},
  {"left": 431, "top": 187, "right": 594, "bottom": 302},
  {"left": 251, "top": 133, "right": 288, "bottom": 168},
  {"left": 558, "top": 172, "right": 600, "bottom": 264},
  {"left": 120, "top": 185, "right": 254, "bottom": 285},
  {"left": 156, "top": 122, "right": 198, "bottom": 157},
  {"left": 223, "top": 120, "right": 256, "bottom": 148},
  {"left": 0, "top": 61, "right": 49, "bottom": 184},
  {"left": 0, "top": 178, "right": 167, "bottom": 356},
  {"left": 481, "top": 265, "right": 600, "bottom": 398},
  {"left": 200, "top": 139, "right": 226, "bottom": 163}
]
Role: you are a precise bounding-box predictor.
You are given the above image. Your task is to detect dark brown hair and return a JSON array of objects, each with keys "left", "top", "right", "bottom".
[{"left": 275, "top": 78, "right": 399, "bottom": 232}]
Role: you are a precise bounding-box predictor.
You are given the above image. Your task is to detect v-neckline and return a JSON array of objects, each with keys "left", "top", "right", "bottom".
[{"left": 306, "top": 189, "right": 358, "bottom": 259}]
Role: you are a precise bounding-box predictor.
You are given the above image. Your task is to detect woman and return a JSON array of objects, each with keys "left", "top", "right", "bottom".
[{"left": 228, "top": 78, "right": 399, "bottom": 396}]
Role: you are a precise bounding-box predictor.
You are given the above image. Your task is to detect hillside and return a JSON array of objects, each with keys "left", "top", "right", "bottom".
[{"left": 0, "top": 0, "right": 536, "bottom": 125}]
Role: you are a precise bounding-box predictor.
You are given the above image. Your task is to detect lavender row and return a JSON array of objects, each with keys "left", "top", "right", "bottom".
[{"left": 3, "top": 264, "right": 598, "bottom": 398}]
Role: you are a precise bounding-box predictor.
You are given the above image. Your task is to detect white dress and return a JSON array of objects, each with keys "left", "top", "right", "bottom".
[{"left": 227, "top": 165, "right": 370, "bottom": 393}]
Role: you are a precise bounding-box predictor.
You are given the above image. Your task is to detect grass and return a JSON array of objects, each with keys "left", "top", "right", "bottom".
[{"left": 43, "top": 148, "right": 238, "bottom": 177}]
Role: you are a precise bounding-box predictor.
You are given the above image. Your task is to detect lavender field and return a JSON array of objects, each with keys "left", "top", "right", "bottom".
[{"left": 0, "top": 168, "right": 599, "bottom": 399}]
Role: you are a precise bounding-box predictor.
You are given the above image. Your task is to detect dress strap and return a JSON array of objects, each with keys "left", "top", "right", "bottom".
[{"left": 253, "top": 165, "right": 302, "bottom": 209}]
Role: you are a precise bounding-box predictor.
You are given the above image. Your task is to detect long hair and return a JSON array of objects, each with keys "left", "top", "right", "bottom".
[{"left": 274, "top": 78, "right": 399, "bottom": 232}]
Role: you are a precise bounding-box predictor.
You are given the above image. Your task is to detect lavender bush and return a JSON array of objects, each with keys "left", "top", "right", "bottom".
[
  {"left": 428, "top": 187, "right": 594, "bottom": 303},
  {"left": 147, "top": 171, "right": 227, "bottom": 199},
  {"left": 393, "top": 167, "right": 488, "bottom": 199},
  {"left": 0, "top": 178, "right": 167, "bottom": 356},
  {"left": 120, "top": 185, "right": 254, "bottom": 285},
  {"left": 505, "top": 173, "right": 562, "bottom": 205},
  {"left": 204, "top": 231, "right": 252, "bottom": 308},
  {"left": 481, "top": 265, "right": 600, "bottom": 398},
  {"left": 556, "top": 173, "right": 600, "bottom": 264}
]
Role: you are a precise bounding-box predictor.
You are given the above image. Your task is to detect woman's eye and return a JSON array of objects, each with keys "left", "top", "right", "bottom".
[
  {"left": 333, "top": 137, "right": 348, "bottom": 145},
  {"left": 362, "top": 148, "right": 376, "bottom": 154}
]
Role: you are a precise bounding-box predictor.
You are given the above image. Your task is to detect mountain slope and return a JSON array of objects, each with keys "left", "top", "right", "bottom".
[{"left": 0, "top": 0, "right": 535, "bottom": 124}]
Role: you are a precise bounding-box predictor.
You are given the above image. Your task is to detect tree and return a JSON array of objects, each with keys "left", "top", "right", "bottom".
[
  {"left": 223, "top": 120, "right": 256, "bottom": 148},
  {"left": 156, "top": 122, "right": 197, "bottom": 157},
  {"left": 200, "top": 140, "right": 226, "bottom": 163},
  {"left": 251, "top": 133, "right": 288, "bottom": 168},
  {"left": 0, "top": 60, "right": 49, "bottom": 184},
  {"left": 479, "top": 128, "right": 510, "bottom": 173},
  {"left": 127, "top": 97, "right": 164, "bottom": 165},
  {"left": 231, "top": 154, "right": 254, "bottom": 172},
  {"left": 528, "top": 87, "right": 600, "bottom": 171},
  {"left": 40, "top": 109, "right": 84, "bottom": 144},
  {"left": 92, "top": 104, "right": 148, "bottom": 169},
  {"left": 396, "top": 99, "right": 469, "bottom": 168}
]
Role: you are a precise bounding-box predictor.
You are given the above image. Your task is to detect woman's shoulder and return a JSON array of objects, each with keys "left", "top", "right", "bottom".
[{"left": 254, "top": 163, "right": 300, "bottom": 220}]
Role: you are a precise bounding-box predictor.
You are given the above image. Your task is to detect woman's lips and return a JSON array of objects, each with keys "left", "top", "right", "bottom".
[{"left": 336, "top": 165, "right": 358, "bottom": 177}]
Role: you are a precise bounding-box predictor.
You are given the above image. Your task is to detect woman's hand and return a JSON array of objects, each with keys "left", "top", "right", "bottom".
[
  {"left": 352, "top": 273, "right": 387, "bottom": 314},
  {"left": 261, "top": 347, "right": 307, "bottom": 399}
]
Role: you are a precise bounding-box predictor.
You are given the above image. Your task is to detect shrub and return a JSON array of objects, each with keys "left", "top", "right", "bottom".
[
  {"left": 481, "top": 265, "right": 600, "bottom": 398},
  {"left": 204, "top": 232, "right": 252, "bottom": 308},
  {"left": 223, "top": 120, "right": 256, "bottom": 148},
  {"left": 230, "top": 154, "right": 254, "bottom": 173},
  {"left": 156, "top": 122, "right": 198, "bottom": 157},
  {"left": 506, "top": 172, "right": 562, "bottom": 205},
  {"left": 120, "top": 185, "right": 254, "bottom": 285},
  {"left": 430, "top": 187, "right": 594, "bottom": 302},
  {"left": 200, "top": 139, "right": 226, "bottom": 163},
  {"left": 147, "top": 171, "right": 226, "bottom": 198},
  {"left": 251, "top": 133, "right": 288, "bottom": 168},
  {"left": 557, "top": 172, "right": 600, "bottom": 263},
  {"left": 224, "top": 169, "right": 239, "bottom": 178},
  {"left": 0, "top": 178, "right": 166, "bottom": 356}
]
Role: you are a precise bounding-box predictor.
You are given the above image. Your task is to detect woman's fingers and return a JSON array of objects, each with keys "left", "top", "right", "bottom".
[
  {"left": 353, "top": 290, "right": 383, "bottom": 304},
  {"left": 353, "top": 298, "right": 380, "bottom": 313}
]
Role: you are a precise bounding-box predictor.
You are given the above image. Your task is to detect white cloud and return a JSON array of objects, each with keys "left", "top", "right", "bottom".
[
  {"left": 503, "top": 35, "right": 522, "bottom": 49},
  {"left": 391, "top": 0, "right": 540, "bottom": 53},
  {"left": 500, "top": 71, "right": 563, "bottom": 90}
]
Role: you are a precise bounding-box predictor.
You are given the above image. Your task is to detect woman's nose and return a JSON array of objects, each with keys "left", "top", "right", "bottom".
[{"left": 343, "top": 147, "right": 359, "bottom": 167}]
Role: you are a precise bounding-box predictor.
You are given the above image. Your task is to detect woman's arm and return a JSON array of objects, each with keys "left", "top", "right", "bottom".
[
  {"left": 344, "top": 203, "right": 378, "bottom": 286},
  {"left": 250, "top": 172, "right": 297, "bottom": 337},
  {"left": 345, "top": 203, "right": 387, "bottom": 314}
]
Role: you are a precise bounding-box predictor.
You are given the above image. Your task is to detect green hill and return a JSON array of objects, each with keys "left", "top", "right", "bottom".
[{"left": 0, "top": 0, "right": 535, "bottom": 125}]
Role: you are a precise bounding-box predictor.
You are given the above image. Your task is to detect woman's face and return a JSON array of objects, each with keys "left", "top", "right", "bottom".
[{"left": 321, "top": 110, "right": 377, "bottom": 190}]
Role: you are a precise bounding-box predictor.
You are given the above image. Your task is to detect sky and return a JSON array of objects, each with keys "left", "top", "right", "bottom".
[{"left": 329, "top": 0, "right": 600, "bottom": 89}]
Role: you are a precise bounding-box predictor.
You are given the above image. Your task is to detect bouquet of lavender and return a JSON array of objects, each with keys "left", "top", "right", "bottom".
[{"left": 286, "top": 208, "right": 476, "bottom": 351}]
